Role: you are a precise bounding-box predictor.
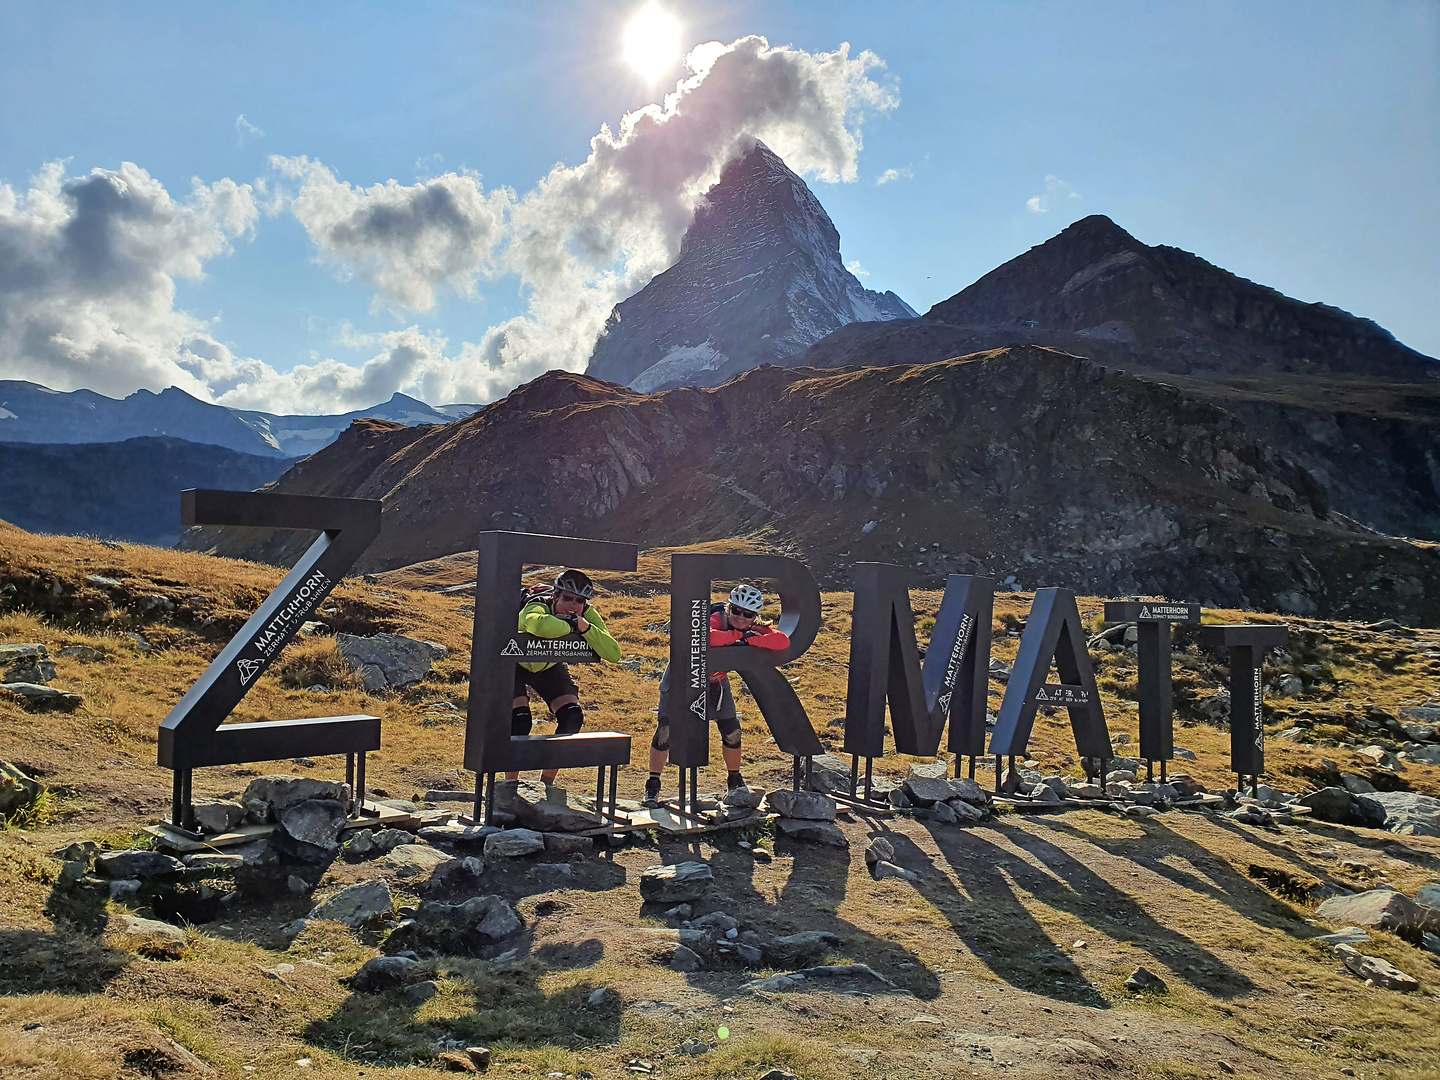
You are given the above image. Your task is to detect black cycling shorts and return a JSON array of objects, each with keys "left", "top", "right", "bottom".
[{"left": 514, "top": 663, "right": 579, "bottom": 705}]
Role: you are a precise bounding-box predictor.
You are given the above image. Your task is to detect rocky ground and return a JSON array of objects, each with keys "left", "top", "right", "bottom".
[{"left": 3, "top": 525, "right": 1440, "bottom": 1078}]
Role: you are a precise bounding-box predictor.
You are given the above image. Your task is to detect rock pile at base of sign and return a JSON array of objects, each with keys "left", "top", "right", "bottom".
[
  {"left": 764, "top": 789, "right": 848, "bottom": 846},
  {"left": 640, "top": 861, "right": 713, "bottom": 904}
]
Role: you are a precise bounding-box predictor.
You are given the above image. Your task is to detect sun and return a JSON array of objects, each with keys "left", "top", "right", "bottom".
[{"left": 622, "top": 3, "right": 681, "bottom": 83}]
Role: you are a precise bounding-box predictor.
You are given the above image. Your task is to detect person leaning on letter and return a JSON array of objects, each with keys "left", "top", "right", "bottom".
[
  {"left": 507, "top": 568, "right": 621, "bottom": 794},
  {"left": 644, "top": 583, "right": 788, "bottom": 806}
]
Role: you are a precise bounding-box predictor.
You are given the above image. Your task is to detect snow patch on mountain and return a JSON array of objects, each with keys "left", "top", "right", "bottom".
[{"left": 630, "top": 342, "right": 728, "bottom": 393}]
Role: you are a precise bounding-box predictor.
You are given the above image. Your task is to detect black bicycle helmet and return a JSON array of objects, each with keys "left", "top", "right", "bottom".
[{"left": 553, "top": 569, "right": 595, "bottom": 600}]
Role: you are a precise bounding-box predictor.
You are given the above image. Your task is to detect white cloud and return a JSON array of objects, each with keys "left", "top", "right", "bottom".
[
  {"left": 0, "top": 160, "right": 259, "bottom": 400},
  {"left": 235, "top": 114, "right": 264, "bottom": 142},
  {"left": 0, "top": 34, "right": 899, "bottom": 414},
  {"left": 846, "top": 259, "right": 869, "bottom": 277},
  {"left": 876, "top": 166, "right": 911, "bottom": 185},
  {"left": 1026, "top": 174, "right": 1081, "bottom": 214}
]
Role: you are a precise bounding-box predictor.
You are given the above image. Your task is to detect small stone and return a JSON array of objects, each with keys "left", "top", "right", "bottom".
[
  {"left": 1, "top": 682, "right": 82, "bottom": 708},
  {"left": 1126, "top": 805, "right": 1159, "bottom": 819},
  {"left": 191, "top": 799, "right": 246, "bottom": 834},
  {"left": 466, "top": 1047, "right": 491, "bottom": 1071},
  {"left": 403, "top": 980, "right": 439, "bottom": 1005},
  {"left": 287, "top": 875, "right": 310, "bottom": 894},
  {"left": 109, "top": 879, "right": 141, "bottom": 899},
  {"left": 1218, "top": 1061, "right": 1236, "bottom": 1075},
  {"left": 737, "top": 943, "right": 763, "bottom": 964},
  {"left": 724, "top": 786, "right": 765, "bottom": 810},
  {"left": 108, "top": 912, "right": 185, "bottom": 943},
  {"left": 865, "top": 836, "right": 896, "bottom": 868},
  {"left": 438, "top": 1051, "right": 477, "bottom": 1072},
  {"left": 693, "top": 911, "right": 739, "bottom": 934},
  {"left": 947, "top": 777, "right": 991, "bottom": 806},
  {"left": 417, "top": 823, "right": 497, "bottom": 845},
  {"left": 874, "top": 860, "right": 919, "bottom": 882},
  {"left": 670, "top": 944, "right": 703, "bottom": 972},
  {"left": 903, "top": 775, "right": 958, "bottom": 806},
  {"left": 385, "top": 844, "right": 455, "bottom": 879},
  {"left": 664, "top": 903, "right": 692, "bottom": 920},
  {"left": 1123, "top": 965, "right": 1167, "bottom": 993},
  {"left": 350, "top": 954, "right": 418, "bottom": 992},
  {"left": 640, "top": 861, "right": 714, "bottom": 904},
  {"left": 587, "top": 987, "right": 609, "bottom": 1006},
  {"left": 57, "top": 645, "right": 106, "bottom": 662},
  {"left": 1317, "top": 927, "right": 1370, "bottom": 945},
  {"left": 0, "top": 761, "right": 44, "bottom": 815},
  {"left": 309, "top": 879, "right": 394, "bottom": 928},
  {"left": 1318, "top": 889, "right": 1436, "bottom": 935},
  {"left": 542, "top": 832, "right": 594, "bottom": 857}
]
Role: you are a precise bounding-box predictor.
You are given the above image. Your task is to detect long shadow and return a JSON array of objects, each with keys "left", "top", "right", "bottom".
[
  {"left": 0, "top": 876, "right": 131, "bottom": 996},
  {"left": 651, "top": 821, "right": 942, "bottom": 1000},
  {"left": 304, "top": 953, "right": 623, "bottom": 1068}
]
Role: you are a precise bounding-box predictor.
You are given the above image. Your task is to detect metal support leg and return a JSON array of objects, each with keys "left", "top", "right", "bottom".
[
  {"left": 171, "top": 770, "right": 184, "bottom": 829},
  {"left": 804, "top": 756, "right": 814, "bottom": 792},
  {"left": 1145, "top": 759, "right": 1154, "bottom": 783},
  {"left": 850, "top": 754, "right": 860, "bottom": 799},
  {"left": 473, "top": 772, "right": 485, "bottom": 823},
  {"left": 596, "top": 766, "right": 606, "bottom": 813},
  {"left": 355, "top": 752, "right": 367, "bottom": 814},
  {"left": 968, "top": 756, "right": 977, "bottom": 781},
  {"left": 994, "top": 754, "right": 1002, "bottom": 794},
  {"left": 346, "top": 753, "right": 356, "bottom": 815},
  {"left": 864, "top": 757, "right": 874, "bottom": 804},
  {"left": 690, "top": 767, "right": 699, "bottom": 815},
  {"left": 608, "top": 765, "right": 619, "bottom": 829},
  {"left": 1160, "top": 759, "right": 1167, "bottom": 785},
  {"left": 180, "top": 770, "right": 193, "bottom": 831},
  {"left": 485, "top": 772, "right": 496, "bottom": 826},
  {"left": 792, "top": 756, "right": 801, "bottom": 792}
]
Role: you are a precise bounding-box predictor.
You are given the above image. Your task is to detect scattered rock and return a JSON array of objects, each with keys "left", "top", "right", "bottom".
[
  {"left": 1317, "top": 926, "right": 1371, "bottom": 945},
  {"left": 95, "top": 850, "right": 185, "bottom": 879},
  {"left": 775, "top": 818, "right": 849, "bottom": 846},
  {"left": 1275, "top": 674, "right": 1303, "bottom": 697},
  {"left": 124, "top": 632, "right": 152, "bottom": 654},
  {"left": 765, "top": 789, "right": 837, "bottom": 821},
  {"left": 344, "top": 827, "right": 412, "bottom": 860},
  {"left": 404, "top": 980, "right": 439, "bottom": 1005},
  {"left": 1, "top": 682, "right": 82, "bottom": 709},
  {"left": 864, "top": 836, "right": 896, "bottom": 869},
  {"left": 542, "top": 833, "right": 594, "bottom": 857},
  {"left": 1123, "top": 966, "right": 1167, "bottom": 993},
  {"left": 903, "top": 775, "right": 957, "bottom": 807},
  {"left": 350, "top": 955, "right": 418, "bottom": 992},
  {"left": 1031, "top": 784, "right": 1062, "bottom": 805},
  {"left": 484, "top": 828, "right": 546, "bottom": 859},
  {"left": 693, "top": 911, "right": 739, "bottom": 934},
  {"left": 1366, "top": 791, "right": 1440, "bottom": 837},
  {"left": 385, "top": 844, "right": 455, "bottom": 879},
  {"left": 274, "top": 798, "right": 347, "bottom": 861},
  {"left": 1126, "top": 805, "right": 1159, "bottom": 819},
  {"left": 770, "top": 930, "right": 841, "bottom": 964},
  {"left": 418, "top": 823, "right": 498, "bottom": 846},
  {"left": 2, "top": 644, "right": 56, "bottom": 684},
  {"left": 1318, "top": 889, "right": 1438, "bottom": 935},
  {"left": 1417, "top": 883, "right": 1440, "bottom": 907},
  {"left": 466, "top": 1047, "right": 491, "bottom": 1072},
  {"left": 947, "top": 799, "right": 987, "bottom": 824},
  {"left": 722, "top": 785, "right": 765, "bottom": 810},
  {"left": 1069, "top": 782, "right": 1104, "bottom": 799},
  {"left": 241, "top": 776, "right": 350, "bottom": 821},
  {"left": 874, "top": 860, "right": 919, "bottom": 882},
  {"left": 1295, "top": 786, "right": 1352, "bottom": 824},
  {"left": 947, "top": 777, "right": 992, "bottom": 806},
  {"left": 438, "top": 1053, "right": 476, "bottom": 1073},
  {"left": 310, "top": 880, "right": 395, "bottom": 928},
  {"left": 335, "top": 633, "right": 447, "bottom": 691},
  {"left": 640, "top": 861, "right": 714, "bottom": 904},
  {"left": 191, "top": 799, "right": 246, "bottom": 834},
  {"left": 108, "top": 912, "right": 185, "bottom": 943},
  {"left": 57, "top": 645, "right": 106, "bottom": 662},
  {"left": 737, "top": 943, "right": 764, "bottom": 964},
  {"left": 1334, "top": 943, "right": 1420, "bottom": 991},
  {"left": 917, "top": 800, "right": 958, "bottom": 824},
  {"left": 677, "top": 1037, "right": 708, "bottom": 1056},
  {"left": 669, "top": 944, "right": 703, "bottom": 972},
  {"left": 387, "top": 896, "right": 523, "bottom": 953},
  {"left": 0, "top": 761, "right": 43, "bottom": 816},
  {"left": 287, "top": 874, "right": 310, "bottom": 894},
  {"left": 497, "top": 780, "right": 604, "bottom": 833},
  {"left": 665, "top": 903, "right": 692, "bottom": 920}
]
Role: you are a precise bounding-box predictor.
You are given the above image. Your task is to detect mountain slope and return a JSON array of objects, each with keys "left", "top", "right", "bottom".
[
  {"left": 584, "top": 141, "right": 914, "bottom": 392},
  {"left": 0, "top": 382, "right": 481, "bottom": 458},
  {"left": 181, "top": 351, "right": 1440, "bottom": 626},
  {"left": 0, "top": 436, "right": 294, "bottom": 544}
]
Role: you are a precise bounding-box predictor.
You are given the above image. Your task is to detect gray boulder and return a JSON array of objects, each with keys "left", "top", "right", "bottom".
[
  {"left": 805, "top": 753, "right": 856, "bottom": 794},
  {"left": 95, "top": 850, "right": 185, "bottom": 879},
  {"left": 765, "top": 789, "right": 837, "bottom": 821},
  {"left": 947, "top": 799, "right": 987, "bottom": 824},
  {"left": 57, "top": 645, "right": 106, "bottom": 662},
  {"left": 2, "top": 644, "right": 56, "bottom": 684},
  {"left": 1334, "top": 944, "right": 1419, "bottom": 991},
  {"left": 639, "top": 861, "right": 713, "bottom": 904},
  {"left": 874, "top": 860, "right": 919, "bottom": 882},
  {"left": 1296, "top": 787, "right": 1354, "bottom": 824},
  {"left": 277, "top": 799, "right": 347, "bottom": 852},
  {"left": 775, "top": 818, "right": 849, "bottom": 846},
  {"left": 427, "top": 856, "right": 486, "bottom": 893},
  {"left": 310, "top": 879, "right": 395, "bottom": 928},
  {"left": 484, "top": 828, "right": 546, "bottom": 859},
  {"left": 386, "top": 895, "right": 522, "bottom": 953},
  {"left": 242, "top": 775, "right": 350, "bottom": 821},
  {"left": 950, "top": 777, "right": 992, "bottom": 805},
  {"left": 0, "top": 761, "right": 43, "bottom": 816},
  {"left": 2, "top": 682, "right": 81, "bottom": 708},
  {"left": 670, "top": 944, "right": 703, "bottom": 972},
  {"left": 1366, "top": 791, "right": 1440, "bottom": 837},
  {"left": 192, "top": 799, "right": 246, "bottom": 834},
  {"left": 907, "top": 760, "right": 952, "bottom": 780},
  {"left": 1030, "top": 783, "right": 1062, "bottom": 805},
  {"left": 770, "top": 930, "right": 841, "bottom": 964},
  {"left": 351, "top": 955, "right": 418, "bottom": 992},
  {"left": 108, "top": 912, "right": 185, "bottom": 943},
  {"left": 722, "top": 786, "right": 765, "bottom": 810},
  {"left": 918, "top": 801, "right": 958, "bottom": 824},
  {"left": 1417, "top": 882, "right": 1440, "bottom": 907},
  {"left": 336, "top": 633, "right": 447, "bottom": 692},
  {"left": 496, "top": 779, "right": 602, "bottom": 833},
  {"left": 864, "top": 836, "right": 895, "bottom": 869},
  {"left": 542, "top": 833, "right": 594, "bottom": 857},
  {"left": 902, "top": 775, "right": 957, "bottom": 807},
  {"left": 417, "top": 823, "right": 498, "bottom": 846},
  {"left": 385, "top": 844, "right": 455, "bottom": 879},
  {"left": 1317, "top": 889, "right": 1438, "bottom": 935}
]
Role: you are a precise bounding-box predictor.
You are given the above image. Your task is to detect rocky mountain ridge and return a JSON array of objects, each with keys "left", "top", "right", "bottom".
[
  {"left": 181, "top": 348, "right": 1440, "bottom": 626},
  {"left": 584, "top": 141, "right": 914, "bottom": 392}
]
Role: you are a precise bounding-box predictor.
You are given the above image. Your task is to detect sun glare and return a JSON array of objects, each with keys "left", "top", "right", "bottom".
[{"left": 623, "top": 3, "right": 681, "bottom": 82}]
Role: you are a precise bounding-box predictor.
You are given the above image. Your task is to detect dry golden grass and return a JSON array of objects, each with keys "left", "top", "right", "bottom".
[{"left": 2, "top": 521, "right": 1440, "bottom": 1078}]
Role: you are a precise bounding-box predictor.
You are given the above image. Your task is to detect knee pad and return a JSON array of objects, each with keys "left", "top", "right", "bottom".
[
  {"left": 716, "top": 715, "right": 742, "bottom": 748},
  {"left": 555, "top": 702, "right": 584, "bottom": 735},
  {"left": 511, "top": 706, "right": 533, "bottom": 737},
  {"left": 650, "top": 723, "right": 670, "bottom": 752}
]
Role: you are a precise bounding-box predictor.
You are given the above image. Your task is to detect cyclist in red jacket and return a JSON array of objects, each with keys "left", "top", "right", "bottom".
[{"left": 645, "top": 584, "right": 789, "bottom": 805}]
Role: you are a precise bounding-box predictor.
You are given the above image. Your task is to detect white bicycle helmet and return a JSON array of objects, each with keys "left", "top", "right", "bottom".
[{"left": 728, "top": 584, "right": 765, "bottom": 613}]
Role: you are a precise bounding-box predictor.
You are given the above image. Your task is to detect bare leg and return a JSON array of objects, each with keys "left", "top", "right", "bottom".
[{"left": 722, "top": 743, "right": 743, "bottom": 773}]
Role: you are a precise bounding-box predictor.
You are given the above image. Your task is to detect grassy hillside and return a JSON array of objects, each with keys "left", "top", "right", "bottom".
[{"left": 2, "top": 522, "right": 1440, "bottom": 1078}]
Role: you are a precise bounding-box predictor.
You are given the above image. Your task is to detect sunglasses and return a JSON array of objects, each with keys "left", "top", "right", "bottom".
[
  {"left": 557, "top": 593, "right": 588, "bottom": 605},
  {"left": 728, "top": 604, "right": 759, "bottom": 619}
]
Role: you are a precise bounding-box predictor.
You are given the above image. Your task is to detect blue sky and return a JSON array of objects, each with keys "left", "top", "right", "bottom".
[{"left": 1, "top": 0, "right": 1436, "bottom": 410}]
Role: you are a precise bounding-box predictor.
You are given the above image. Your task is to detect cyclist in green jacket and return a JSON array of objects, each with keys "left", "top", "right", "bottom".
[{"left": 509, "top": 569, "right": 621, "bottom": 789}]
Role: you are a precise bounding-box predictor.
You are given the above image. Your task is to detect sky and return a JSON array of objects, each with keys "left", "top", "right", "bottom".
[{"left": 1, "top": 0, "right": 1436, "bottom": 413}]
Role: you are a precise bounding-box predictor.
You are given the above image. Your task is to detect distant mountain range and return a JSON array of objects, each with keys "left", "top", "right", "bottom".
[
  {"left": 0, "top": 383, "right": 480, "bottom": 458},
  {"left": 0, "top": 437, "right": 294, "bottom": 545},
  {"left": 585, "top": 140, "right": 915, "bottom": 392}
]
